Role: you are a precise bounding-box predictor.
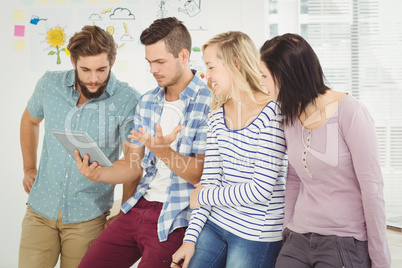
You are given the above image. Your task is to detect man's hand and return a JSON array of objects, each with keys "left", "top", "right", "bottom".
[
  {"left": 171, "top": 241, "right": 195, "bottom": 268},
  {"left": 23, "top": 169, "right": 37, "bottom": 194},
  {"left": 128, "top": 124, "right": 185, "bottom": 154},
  {"left": 190, "top": 183, "right": 205, "bottom": 209},
  {"left": 75, "top": 149, "right": 101, "bottom": 182}
]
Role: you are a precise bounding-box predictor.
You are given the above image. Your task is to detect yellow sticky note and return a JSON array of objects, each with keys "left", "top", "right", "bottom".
[
  {"left": 14, "top": 39, "right": 26, "bottom": 52},
  {"left": 38, "top": 0, "right": 50, "bottom": 3},
  {"left": 54, "top": 0, "right": 66, "bottom": 3},
  {"left": 13, "top": 10, "right": 25, "bottom": 22},
  {"left": 65, "top": 48, "right": 70, "bottom": 55},
  {"left": 108, "top": 0, "right": 120, "bottom": 3}
]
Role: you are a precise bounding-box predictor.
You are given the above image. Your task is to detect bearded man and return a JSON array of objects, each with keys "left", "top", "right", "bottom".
[{"left": 18, "top": 25, "right": 141, "bottom": 268}]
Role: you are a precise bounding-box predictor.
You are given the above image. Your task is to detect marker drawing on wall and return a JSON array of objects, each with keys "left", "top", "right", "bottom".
[
  {"left": 28, "top": 9, "right": 72, "bottom": 72},
  {"left": 178, "top": 0, "right": 201, "bottom": 17},
  {"left": 46, "top": 26, "right": 67, "bottom": 64},
  {"left": 30, "top": 15, "right": 47, "bottom": 25},
  {"left": 157, "top": 0, "right": 168, "bottom": 19},
  {"left": 190, "top": 46, "right": 205, "bottom": 80},
  {"left": 151, "top": 0, "right": 208, "bottom": 30},
  {"left": 88, "top": 7, "right": 138, "bottom": 53}
]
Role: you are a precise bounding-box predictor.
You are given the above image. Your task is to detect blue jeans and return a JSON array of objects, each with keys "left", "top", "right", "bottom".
[{"left": 189, "top": 221, "right": 282, "bottom": 268}]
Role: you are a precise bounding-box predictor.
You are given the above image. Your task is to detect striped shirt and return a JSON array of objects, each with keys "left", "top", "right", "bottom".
[{"left": 184, "top": 101, "right": 287, "bottom": 243}]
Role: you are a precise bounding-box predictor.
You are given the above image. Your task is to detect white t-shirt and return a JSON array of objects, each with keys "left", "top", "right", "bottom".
[{"left": 143, "top": 98, "right": 184, "bottom": 202}]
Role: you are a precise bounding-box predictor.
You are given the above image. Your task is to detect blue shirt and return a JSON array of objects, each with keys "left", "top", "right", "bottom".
[
  {"left": 27, "top": 69, "right": 141, "bottom": 223},
  {"left": 121, "top": 71, "right": 212, "bottom": 242}
]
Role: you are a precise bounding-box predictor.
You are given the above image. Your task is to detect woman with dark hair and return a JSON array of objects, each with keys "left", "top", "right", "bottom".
[{"left": 260, "top": 33, "right": 391, "bottom": 268}]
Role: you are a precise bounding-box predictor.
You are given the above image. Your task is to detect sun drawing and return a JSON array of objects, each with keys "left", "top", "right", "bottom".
[{"left": 46, "top": 26, "right": 67, "bottom": 64}]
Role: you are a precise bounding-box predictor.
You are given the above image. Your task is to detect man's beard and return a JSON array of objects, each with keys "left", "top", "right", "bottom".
[
  {"left": 154, "top": 60, "right": 184, "bottom": 88},
  {"left": 75, "top": 69, "right": 111, "bottom": 100}
]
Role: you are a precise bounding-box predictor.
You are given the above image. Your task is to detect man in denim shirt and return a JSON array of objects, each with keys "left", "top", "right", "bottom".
[
  {"left": 19, "top": 25, "right": 141, "bottom": 268},
  {"left": 76, "top": 17, "right": 212, "bottom": 267}
]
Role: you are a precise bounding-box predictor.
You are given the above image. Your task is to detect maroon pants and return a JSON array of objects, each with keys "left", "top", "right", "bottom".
[{"left": 78, "top": 197, "right": 185, "bottom": 268}]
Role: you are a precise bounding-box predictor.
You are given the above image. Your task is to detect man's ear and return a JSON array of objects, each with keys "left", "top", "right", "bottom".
[
  {"left": 110, "top": 56, "right": 116, "bottom": 68},
  {"left": 179, "top": 49, "right": 190, "bottom": 64}
]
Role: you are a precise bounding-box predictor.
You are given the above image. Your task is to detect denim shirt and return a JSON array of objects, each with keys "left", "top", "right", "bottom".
[
  {"left": 27, "top": 69, "right": 141, "bottom": 223},
  {"left": 121, "top": 71, "right": 212, "bottom": 242}
]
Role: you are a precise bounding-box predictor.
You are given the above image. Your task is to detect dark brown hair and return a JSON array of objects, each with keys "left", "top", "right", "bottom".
[
  {"left": 140, "top": 17, "right": 191, "bottom": 58},
  {"left": 260, "top": 33, "right": 329, "bottom": 125},
  {"left": 67, "top": 25, "right": 117, "bottom": 65}
]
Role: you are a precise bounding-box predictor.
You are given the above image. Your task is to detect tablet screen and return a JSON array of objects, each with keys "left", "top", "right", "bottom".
[{"left": 51, "top": 130, "right": 113, "bottom": 167}]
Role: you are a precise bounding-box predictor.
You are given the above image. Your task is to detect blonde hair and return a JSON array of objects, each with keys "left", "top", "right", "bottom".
[{"left": 203, "top": 31, "right": 269, "bottom": 111}]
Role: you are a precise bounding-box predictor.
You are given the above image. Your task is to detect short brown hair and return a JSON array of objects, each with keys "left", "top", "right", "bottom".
[
  {"left": 67, "top": 25, "right": 117, "bottom": 64},
  {"left": 140, "top": 17, "right": 191, "bottom": 58}
]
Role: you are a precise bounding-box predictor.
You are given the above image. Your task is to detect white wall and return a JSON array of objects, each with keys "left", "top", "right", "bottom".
[{"left": 0, "top": 1, "right": 267, "bottom": 267}]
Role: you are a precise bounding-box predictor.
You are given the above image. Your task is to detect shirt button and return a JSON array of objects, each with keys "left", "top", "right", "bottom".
[
  {"left": 63, "top": 195, "right": 66, "bottom": 198},
  {"left": 65, "top": 174, "right": 68, "bottom": 178}
]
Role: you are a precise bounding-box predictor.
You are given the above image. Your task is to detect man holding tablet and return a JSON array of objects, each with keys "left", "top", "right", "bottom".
[{"left": 19, "top": 25, "right": 140, "bottom": 268}]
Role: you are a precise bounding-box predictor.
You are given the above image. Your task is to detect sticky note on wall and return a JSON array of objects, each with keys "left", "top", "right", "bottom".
[
  {"left": 14, "top": 39, "right": 26, "bottom": 52},
  {"left": 13, "top": 10, "right": 25, "bottom": 22},
  {"left": 14, "top": 25, "right": 25, "bottom": 37}
]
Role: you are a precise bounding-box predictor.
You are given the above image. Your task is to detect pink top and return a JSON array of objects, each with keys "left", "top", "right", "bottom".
[{"left": 283, "top": 95, "right": 391, "bottom": 267}]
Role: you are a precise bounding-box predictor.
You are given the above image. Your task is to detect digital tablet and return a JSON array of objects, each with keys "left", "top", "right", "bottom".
[{"left": 51, "top": 129, "right": 113, "bottom": 167}]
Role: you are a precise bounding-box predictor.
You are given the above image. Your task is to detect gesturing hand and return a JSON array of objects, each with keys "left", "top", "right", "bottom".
[
  {"left": 128, "top": 124, "right": 185, "bottom": 154},
  {"left": 75, "top": 149, "right": 101, "bottom": 182}
]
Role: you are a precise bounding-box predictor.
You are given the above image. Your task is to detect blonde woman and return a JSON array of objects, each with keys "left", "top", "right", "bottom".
[{"left": 171, "top": 31, "right": 287, "bottom": 268}]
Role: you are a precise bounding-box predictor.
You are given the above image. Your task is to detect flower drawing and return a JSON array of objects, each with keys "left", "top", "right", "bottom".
[{"left": 46, "top": 26, "right": 66, "bottom": 64}]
